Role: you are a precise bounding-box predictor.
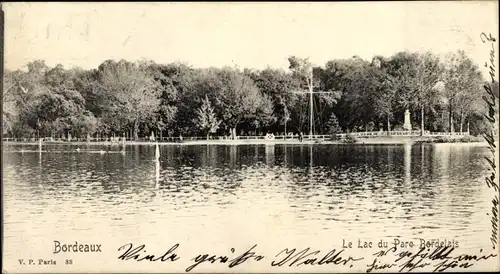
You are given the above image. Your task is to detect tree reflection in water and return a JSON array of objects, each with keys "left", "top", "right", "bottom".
[{"left": 1, "top": 143, "right": 490, "bottom": 249}]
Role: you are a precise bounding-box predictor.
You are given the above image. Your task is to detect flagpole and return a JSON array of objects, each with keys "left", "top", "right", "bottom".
[
  {"left": 309, "top": 69, "right": 313, "bottom": 140},
  {"left": 290, "top": 64, "right": 339, "bottom": 140}
]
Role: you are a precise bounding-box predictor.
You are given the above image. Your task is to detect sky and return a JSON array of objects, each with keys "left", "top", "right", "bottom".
[{"left": 3, "top": 2, "right": 499, "bottom": 78}]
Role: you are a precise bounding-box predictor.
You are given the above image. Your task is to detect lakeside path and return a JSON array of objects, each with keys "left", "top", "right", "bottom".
[{"left": 2, "top": 136, "right": 494, "bottom": 146}]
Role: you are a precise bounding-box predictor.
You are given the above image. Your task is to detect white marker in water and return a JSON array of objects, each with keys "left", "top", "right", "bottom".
[{"left": 38, "top": 138, "right": 42, "bottom": 152}]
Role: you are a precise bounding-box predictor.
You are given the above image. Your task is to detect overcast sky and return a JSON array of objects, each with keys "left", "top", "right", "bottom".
[{"left": 3, "top": 2, "right": 499, "bottom": 77}]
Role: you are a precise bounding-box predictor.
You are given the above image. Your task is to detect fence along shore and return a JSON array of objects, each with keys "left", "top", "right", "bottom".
[{"left": 3, "top": 130, "right": 475, "bottom": 145}]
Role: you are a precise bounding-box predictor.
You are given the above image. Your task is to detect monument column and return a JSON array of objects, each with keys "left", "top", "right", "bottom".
[{"left": 403, "top": 109, "right": 412, "bottom": 131}]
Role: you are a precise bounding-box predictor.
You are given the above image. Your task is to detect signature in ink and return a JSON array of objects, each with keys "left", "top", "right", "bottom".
[{"left": 271, "top": 247, "right": 364, "bottom": 268}]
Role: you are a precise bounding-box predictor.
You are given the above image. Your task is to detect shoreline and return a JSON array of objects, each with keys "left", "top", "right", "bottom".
[{"left": 2, "top": 136, "right": 493, "bottom": 146}]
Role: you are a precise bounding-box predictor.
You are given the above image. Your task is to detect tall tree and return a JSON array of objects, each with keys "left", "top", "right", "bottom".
[
  {"left": 3, "top": 61, "right": 53, "bottom": 137},
  {"left": 413, "top": 52, "right": 444, "bottom": 134},
  {"left": 288, "top": 56, "right": 314, "bottom": 135},
  {"left": 444, "top": 50, "right": 484, "bottom": 133},
  {"left": 200, "top": 67, "right": 267, "bottom": 139},
  {"left": 146, "top": 62, "right": 180, "bottom": 138},
  {"left": 194, "top": 95, "right": 220, "bottom": 140},
  {"left": 96, "top": 60, "right": 161, "bottom": 139},
  {"left": 250, "top": 68, "right": 299, "bottom": 134},
  {"left": 329, "top": 57, "right": 375, "bottom": 131},
  {"left": 371, "top": 58, "right": 396, "bottom": 132}
]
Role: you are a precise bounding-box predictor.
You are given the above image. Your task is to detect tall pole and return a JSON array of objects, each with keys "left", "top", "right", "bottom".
[
  {"left": 309, "top": 70, "right": 313, "bottom": 140},
  {"left": 290, "top": 63, "right": 338, "bottom": 139}
]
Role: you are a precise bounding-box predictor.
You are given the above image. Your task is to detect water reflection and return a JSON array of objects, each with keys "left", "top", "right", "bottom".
[
  {"left": 155, "top": 159, "right": 160, "bottom": 188},
  {"left": 2, "top": 143, "right": 494, "bottom": 253},
  {"left": 309, "top": 145, "right": 313, "bottom": 174},
  {"left": 404, "top": 143, "right": 411, "bottom": 184},
  {"left": 265, "top": 144, "right": 275, "bottom": 167}
]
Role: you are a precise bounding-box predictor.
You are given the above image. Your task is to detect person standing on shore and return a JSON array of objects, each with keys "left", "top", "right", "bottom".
[{"left": 299, "top": 131, "right": 303, "bottom": 142}]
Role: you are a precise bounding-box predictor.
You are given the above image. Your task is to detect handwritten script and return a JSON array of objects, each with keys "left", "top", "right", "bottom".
[
  {"left": 480, "top": 32, "right": 499, "bottom": 251},
  {"left": 117, "top": 243, "right": 497, "bottom": 272},
  {"left": 369, "top": 245, "right": 497, "bottom": 272}
]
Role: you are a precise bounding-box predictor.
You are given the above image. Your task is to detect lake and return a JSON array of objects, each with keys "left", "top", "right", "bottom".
[{"left": 2, "top": 143, "right": 496, "bottom": 272}]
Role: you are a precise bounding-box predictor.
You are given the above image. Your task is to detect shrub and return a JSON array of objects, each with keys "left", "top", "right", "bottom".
[{"left": 325, "top": 113, "right": 342, "bottom": 135}]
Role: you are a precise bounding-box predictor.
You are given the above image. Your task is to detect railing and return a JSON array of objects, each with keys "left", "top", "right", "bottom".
[
  {"left": 428, "top": 131, "right": 469, "bottom": 136},
  {"left": 336, "top": 130, "right": 424, "bottom": 138},
  {"left": 3, "top": 131, "right": 472, "bottom": 143},
  {"left": 336, "top": 130, "right": 471, "bottom": 138}
]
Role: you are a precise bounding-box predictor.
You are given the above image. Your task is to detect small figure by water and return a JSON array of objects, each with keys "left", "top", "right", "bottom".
[{"left": 299, "top": 131, "right": 303, "bottom": 142}]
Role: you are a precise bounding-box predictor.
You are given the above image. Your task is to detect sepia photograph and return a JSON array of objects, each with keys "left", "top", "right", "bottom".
[{"left": 2, "top": 1, "right": 499, "bottom": 273}]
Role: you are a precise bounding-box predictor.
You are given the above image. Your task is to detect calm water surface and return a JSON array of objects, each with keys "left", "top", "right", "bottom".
[{"left": 2, "top": 143, "right": 495, "bottom": 271}]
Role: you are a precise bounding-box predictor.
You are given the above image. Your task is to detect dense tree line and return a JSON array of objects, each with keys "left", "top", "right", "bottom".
[{"left": 3, "top": 50, "right": 498, "bottom": 140}]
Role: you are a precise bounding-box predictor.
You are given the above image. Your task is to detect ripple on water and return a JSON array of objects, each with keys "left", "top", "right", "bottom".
[{"left": 2, "top": 143, "right": 494, "bottom": 254}]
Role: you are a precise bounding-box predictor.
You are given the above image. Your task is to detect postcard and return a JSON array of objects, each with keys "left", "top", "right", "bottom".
[{"left": 2, "top": 1, "right": 499, "bottom": 273}]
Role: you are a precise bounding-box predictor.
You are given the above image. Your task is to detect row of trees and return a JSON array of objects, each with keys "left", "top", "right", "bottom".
[{"left": 3, "top": 50, "right": 497, "bottom": 140}]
